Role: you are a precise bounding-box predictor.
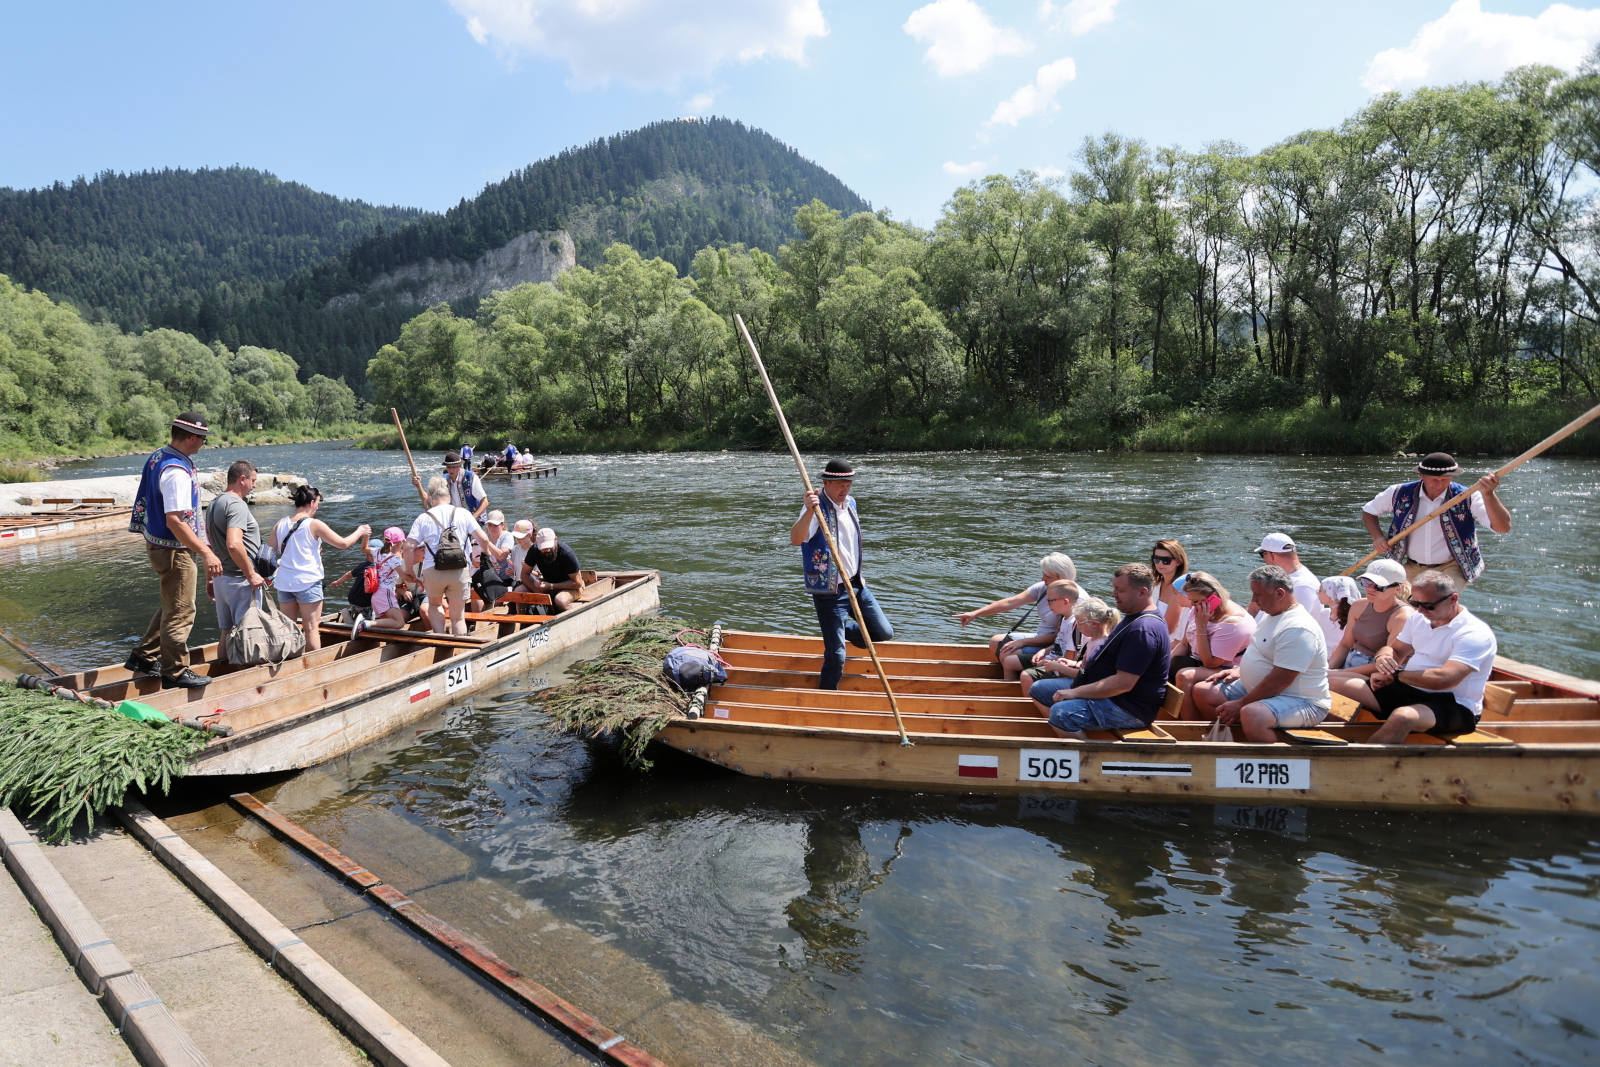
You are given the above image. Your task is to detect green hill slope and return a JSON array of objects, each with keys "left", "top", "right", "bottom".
[
  {"left": 0, "top": 167, "right": 422, "bottom": 330},
  {"left": 190, "top": 118, "right": 872, "bottom": 386}
]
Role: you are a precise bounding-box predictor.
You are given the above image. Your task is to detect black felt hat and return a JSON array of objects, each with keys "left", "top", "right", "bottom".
[
  {"left": 821, "top": 458, "right": 856, "bottom": 481},
  {"left": 1416, "top": 452, "right": 1461, "bottom": 476},
  {"left": 171, "top": 412, "right": 211, "bottom": 437}
]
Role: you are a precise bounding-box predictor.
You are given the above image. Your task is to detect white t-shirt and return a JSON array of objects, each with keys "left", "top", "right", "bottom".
[
  {"left": 1238, "top": 603, "right": 1331, "bottom": 709},
  {"left": 159, "top": 464, "right": 195, "bottom": 516},
  {"left": 1313, "top": 602, "right": 1345, "bottom": 652},
  {"left": 409, "top": 505, "right": 483, "bottom": 570},
  {"left": 798, "top": 501, "right": 861, "bottom": 581},
  {"left": 1397, "top": 607, "right": 1498, "bottom": 714},
  {"left": 1024, "top": 580, "right": 1062, "bottom": 640},
  {"left": 1255, "top": 563, "right": 1320, "bottom": 622},
  {"left": 474, "top": 530, "right": 516, "bottom": 580},
  {"left": 1363, "top": 483, "right": 1493, "bottom": 566}
]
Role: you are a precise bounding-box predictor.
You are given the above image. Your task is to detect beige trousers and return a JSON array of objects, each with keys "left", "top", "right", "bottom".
[
  {"left": 137, "top": 544, "right": 197, "bottom": 676},
  {"left": 1403, "top": 559, "right": 1467, "bottom": 590}
]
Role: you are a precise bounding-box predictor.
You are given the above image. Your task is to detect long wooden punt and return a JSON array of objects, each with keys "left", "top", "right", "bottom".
[
  {"left": 0, "top": 500, "right": 133, "bottom": 547},
  {"left": 46, "top": 571, "right": 659, "bottom": 776},
  {"left": 481, "top": 465, "right": 557, "bottom": 479},
  {"left": 656, "top": 630, "right": 1600, "bottom": 816}
]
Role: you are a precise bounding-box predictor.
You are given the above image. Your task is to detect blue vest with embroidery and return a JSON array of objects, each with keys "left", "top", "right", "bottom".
[
  {"left": 801, "top": 492, "right": 859, "bottom": 595},
  {"left": 128, "top": 445, "right": 200, "bottom": 549},
  {"left": 1387, "top": 479, "right": 1484, "bottom": 583}
]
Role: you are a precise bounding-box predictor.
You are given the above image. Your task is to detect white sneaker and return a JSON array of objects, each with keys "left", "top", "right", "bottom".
[{"left": 350, "top": 617, "right": 366, "bottom": 640}]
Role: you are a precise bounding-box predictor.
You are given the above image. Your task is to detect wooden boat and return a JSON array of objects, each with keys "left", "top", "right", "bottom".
[
  {"left": 481, "top": 464, "right": 557, "bottom": 480},
  {"left": 44, "top": 570, "right": 659, "bottom": 776},
  {"left": 0, "top": 498, "right": 132, "bottom": 546},
  {"left": 654, "top": 630, "right": 1600, "bottom": 816}
]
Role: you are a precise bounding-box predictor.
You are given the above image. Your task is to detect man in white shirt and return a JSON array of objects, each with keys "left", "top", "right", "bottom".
[
  {"left": 1193, "top": 565, "right": 1331, "bottom": 741},
  {"left": 1361, "top": 452, "right": 1511, "bottom": 586},
  {"left": 1246, "top": 533, "right": 1319, "bottom": 617},
  {"left": 411, "top": 452, "right": 488, "bottom": 521},
  {"left": 1334, "top": 570, "right": 1497, "bottom": 742}
]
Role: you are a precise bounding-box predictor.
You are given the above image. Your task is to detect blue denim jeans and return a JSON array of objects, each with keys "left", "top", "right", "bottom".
[
  {"left": 812, "top": 580, "right": 895, "bottom": 689},
  {"left": 1048, "top": 698, "right": 1149, "bottom": 733}
]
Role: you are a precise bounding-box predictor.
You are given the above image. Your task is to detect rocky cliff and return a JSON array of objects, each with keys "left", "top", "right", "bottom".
[{"left": 325, "top": 229, "right": 575, "bottom": 310}]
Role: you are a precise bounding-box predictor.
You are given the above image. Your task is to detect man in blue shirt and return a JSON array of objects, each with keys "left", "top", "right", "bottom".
[{"left": 1034, "top": 562, "right": 1170, "bottom": 737}]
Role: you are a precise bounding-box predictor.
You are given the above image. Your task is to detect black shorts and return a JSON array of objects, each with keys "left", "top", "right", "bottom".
[
  {"left": 1169, "top": 654, "right": 1203, "bottom": 682},
  {"left": 1373, "top": 679, "right": 1478, "bottom": 735},
  {"left": 1016, "top": 646, "right": 1044, "bottom": 669}
]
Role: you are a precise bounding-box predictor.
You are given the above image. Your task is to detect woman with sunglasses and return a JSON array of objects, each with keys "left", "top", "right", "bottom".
[
  {"left": 1149, "top": 540, "right": 1189, "bottom": 636},
  {"left": 1327, "top": 558, "right": 1414, "bottom": 675}
]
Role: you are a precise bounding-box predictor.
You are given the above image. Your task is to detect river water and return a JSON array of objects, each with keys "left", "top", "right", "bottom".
[{"left": 2, "top": 441, "right": 1598, "bottom": 1065}]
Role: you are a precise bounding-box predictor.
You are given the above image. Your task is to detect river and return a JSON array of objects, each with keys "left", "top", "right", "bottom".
[{"left": 2, "top": 441, "right": 1597, "bottom": 1065}]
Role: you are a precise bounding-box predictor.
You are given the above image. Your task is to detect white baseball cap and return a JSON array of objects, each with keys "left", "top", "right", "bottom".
[
  {"left": 535, "top": 527, "right": 557, "bottom": 550},
  {"left": 485, "top": 510, "right": 506, "bottom": 526},
  {"left": 1254, "top": 533, "right": 1296, "bottom": 555},
  {"left": 1357, "top": 558, "right": 1408, "bottom": 589}
]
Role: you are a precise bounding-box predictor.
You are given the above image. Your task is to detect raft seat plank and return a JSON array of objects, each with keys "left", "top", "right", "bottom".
[
  {"left": 1475, "top": 721, "right": 1600, "bottom": 743},
  {"left": 576, "top": 577, "right": 615, "bottom": 602},
  {"left": 1323, "top": 694, "right": 1366, "bottom": 723},
  {"left": 496, "top": 591, "right": 554, "bottom": 606},
  {"left": 1447, "top": 729, "right": 1516, "bottom": 745},
  {"left": 1281, "top": 729, "right": 1350, "bottom": 746},
  {"left": 1482, "top": 697, "right": 1600, "bottom": 722},
  {"left": 319, "top": 624, "right": 491, "bottom": 646},
  {"left": 708, "top": 683, "right": 1035, "bottom": 718},
  {"left": 719, "top": 630, "right": 995, "bottom": 662},
  {"left": 720, "top": 666, "right": 1020, "bottom": 697},
  {"left": 718, "top": 648, "right": 1005, "bottom": 679},
  {"left": 693, "top": 701, "right": 1056, "bottom": 738},
  {"left": 1159, "top": 683, "right": 1183, "bottom": 719},
  {"left": 135, "top": 642, "right": 398, "bottom": 714},
  {"left": 1116, "top": 724, "right": 1177, "bottom": 744},
  {"left": 217, "top": 644, "right": 461, "bottom": 733}
]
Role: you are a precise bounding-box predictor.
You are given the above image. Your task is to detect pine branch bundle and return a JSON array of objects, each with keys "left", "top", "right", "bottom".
[
  {"left": 541, "top": 613, "right": 693, "bottom": 769},
  {"left": 0, "top": 684, "right": 209, "bottom": 843}
]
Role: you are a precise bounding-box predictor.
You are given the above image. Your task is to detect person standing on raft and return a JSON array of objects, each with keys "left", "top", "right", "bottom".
[
  {"left": 1360, "top": 452, "right": 1512, "bottom": 586},
  {"left": 790, "top": 459, "right": 895, "bottom": 691},
  {"left": 126, "top": 412, "right": 224, "bottom": 688}
]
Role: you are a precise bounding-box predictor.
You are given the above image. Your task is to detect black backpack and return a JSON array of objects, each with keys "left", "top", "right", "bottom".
[{"left": 428, "top": 508, "right": 469, "bottom": 571}]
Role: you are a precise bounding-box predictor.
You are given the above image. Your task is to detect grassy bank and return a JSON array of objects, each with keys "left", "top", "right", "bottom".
[
  {"left": 0, "top": 421, "right": 383, "bottom": 473},
  {"left": 355, "top": 400, "right": 1600, "bottom": 457}
]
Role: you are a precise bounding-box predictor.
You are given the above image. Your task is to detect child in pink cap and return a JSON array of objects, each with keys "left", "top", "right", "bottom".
[{"left": 353, "top": 527, "right": 413, "bottom": 637}]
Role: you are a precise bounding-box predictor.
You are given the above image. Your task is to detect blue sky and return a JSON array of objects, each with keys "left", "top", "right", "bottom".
[{"left": 4, "top": 0, "right": 1599, "bottom": 227}]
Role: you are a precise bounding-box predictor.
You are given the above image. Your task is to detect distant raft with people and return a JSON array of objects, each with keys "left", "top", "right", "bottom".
[{"left": 641, "top": 628, "right": 1600, "bottom": 817}]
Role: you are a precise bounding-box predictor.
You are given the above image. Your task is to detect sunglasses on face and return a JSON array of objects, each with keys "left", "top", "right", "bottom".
[
  {"left": 1151, "top": 555, "right": 1175, "bottom": 565},
  {"left": 1409, "top": 593, "right": 1456, "bottom": 612},
  {"left": 1360, "top": 578, "right": 1397, "bottom": 592}
]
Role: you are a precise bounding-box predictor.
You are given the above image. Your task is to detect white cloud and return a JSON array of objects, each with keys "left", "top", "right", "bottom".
[
  {"left": 448, "top": 0, "right": 828, "bottom": 90},
  {"left": 1037, "top": 0, "right": 1121, "bottom": 35},
  {"left": 986, "top": 57, "right": 1077, "bottom": 126},
  {"left": 1035, "top": 165, "right": 1066, "bottom": 178},
  {"left": 904, "top": 0, "right": 1030, "bottom": 76},
  {"left": 1363, "top": 0, "right": 1600, "bottom": 93},
  {"left": 686, "top": 92, "right": 716, "bottom": 111},
  {"left": 943, "top": 160, "right": 991, "bottom": 175}
]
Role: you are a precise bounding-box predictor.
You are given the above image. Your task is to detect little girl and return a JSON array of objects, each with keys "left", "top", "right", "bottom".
[
  {"left": 1315, "top": 575, "right": 1362, "bottom": 653},
  {"left": 352, "top": 527, "right": 413, "bottom": 637},
  {"left": 1025, "top": 597, "right": 1122, "bottom": 715}
]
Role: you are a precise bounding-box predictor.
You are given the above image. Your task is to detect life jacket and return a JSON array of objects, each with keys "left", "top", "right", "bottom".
[
  {"left": 128, "top": 445, "right": 199, "bottom": 549},
  {"left": 800, "top": 491, "right": 859, "bottom": 595},
  {"left": 1386, "top": 479, "right": 1484, "bottom": 583}
]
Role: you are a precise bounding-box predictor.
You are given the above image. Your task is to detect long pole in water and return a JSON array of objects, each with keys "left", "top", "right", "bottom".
[
  {"left": 733, "top": 314, "right": 912, "bottom": 746},
  {"left": 1341, "top": 400, "right": 1600, "bottom": 577},
  {"left": 391, "top": 408, "right": 427, "bottom": 510}
]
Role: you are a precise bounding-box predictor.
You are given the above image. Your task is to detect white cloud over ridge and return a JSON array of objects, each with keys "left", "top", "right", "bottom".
[
  {"left": 943, "top": 160, "right": 991, "bottom": 175},
  {"left": 1037, "top": 0, "right": 1122, "bottom": 35},
  {"left": 450, "top": 0, "right": 827, "bottom": 90},
  {"left": 1363, "top": 0, "right": 1600, "bottom": 93},
  {"left": 904, "top": 0, "right": 1030, "bottom": 77},
  {"left": 986, "top": 57, "right": 1077, "bottom": 126}
]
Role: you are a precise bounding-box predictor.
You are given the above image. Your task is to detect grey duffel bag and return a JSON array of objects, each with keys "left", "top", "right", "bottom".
[{"left": 224, "top": 591, "right": 307, "bottom": 666}]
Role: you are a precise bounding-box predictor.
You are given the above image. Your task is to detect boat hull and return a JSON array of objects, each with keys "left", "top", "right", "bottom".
[{"left": 0, "top": 507, "right": 133, "bottom": 549}]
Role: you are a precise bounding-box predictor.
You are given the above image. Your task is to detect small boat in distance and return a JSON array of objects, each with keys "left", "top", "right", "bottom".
[
  {"left": 46, "top": 570, "right": 659, "bottom": 776},
  {"left": 0, "top": 497, "right": 132, "bottom": 546},
  {"left": 481, "top": 464, "right": 557, "bottom": 480},
  {"left": 655, "top": 630, "right": 1600, "bottom": 816}
]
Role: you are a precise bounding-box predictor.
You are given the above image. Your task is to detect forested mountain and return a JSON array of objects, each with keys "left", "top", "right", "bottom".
[
  {"left": 0, "top": 167, "right": 421, "bottom": 330},
  {"left": 178, "top": 118, "right": 871, "bottom": 386}
]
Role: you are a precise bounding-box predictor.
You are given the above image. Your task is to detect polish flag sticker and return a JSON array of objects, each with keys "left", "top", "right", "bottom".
[
  {"left": 957, "top": 754, "right": 1000, "bottom": 779},
  {"left": 408, "top": 681, "right": 431, "bottom": 703}
]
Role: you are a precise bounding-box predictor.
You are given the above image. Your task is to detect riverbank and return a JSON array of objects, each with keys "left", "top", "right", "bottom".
[
  {"left": 354, "top": 399, "right": 1600, "bottom": 456},
  {"left": 0, "top": 422, "right": 381, "bottom": 480}
]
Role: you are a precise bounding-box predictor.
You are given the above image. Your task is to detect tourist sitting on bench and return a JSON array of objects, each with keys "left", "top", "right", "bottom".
[
  {"left": 1328, "top": 570, "right": 1497, "bottom": 743},
  {"left": 953, "top": 552, "right": 1080, "bottom": 681},
  {"left": 520, "top": 528, "right": 584, "bottom": 613},
  {"left": 1189, "top": 565, "right": 1331, "bottom": 742}
]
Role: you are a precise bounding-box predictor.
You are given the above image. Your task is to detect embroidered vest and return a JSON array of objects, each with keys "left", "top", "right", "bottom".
[
  {"left": 801, "top": 493, "right": 859, "bottom": 594},
  {"left": 1386, "top": 479, "right": 1484, "bottom": 583},
  {"left": 129, "top": 445, "right": 200, "bottom": 549}
]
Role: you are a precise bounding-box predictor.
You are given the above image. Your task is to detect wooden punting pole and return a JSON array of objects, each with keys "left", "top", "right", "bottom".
[
  {"left": 1341, "top": 400, "right": 1600, "bottom": 576},
  {"left": 733, "top": 314, "right": 912, "bottom": 746}
]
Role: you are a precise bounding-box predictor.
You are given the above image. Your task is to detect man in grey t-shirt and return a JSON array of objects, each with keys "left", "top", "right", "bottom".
[{"left": 205, "top": 460, "right": 265, "bottom": 655}]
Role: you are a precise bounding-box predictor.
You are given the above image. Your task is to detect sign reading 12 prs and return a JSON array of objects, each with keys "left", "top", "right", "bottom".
[{"left": 1215, "top": 757, "right": 1310, "bottom": 790}]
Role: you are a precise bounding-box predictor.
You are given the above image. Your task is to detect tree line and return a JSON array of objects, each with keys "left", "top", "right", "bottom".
[
  {"left": 0, "top": 273, "right": 364, "bottom": 456},
  {"left": 368, "top": 63, "right": 1600, "bottom": 447}
]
